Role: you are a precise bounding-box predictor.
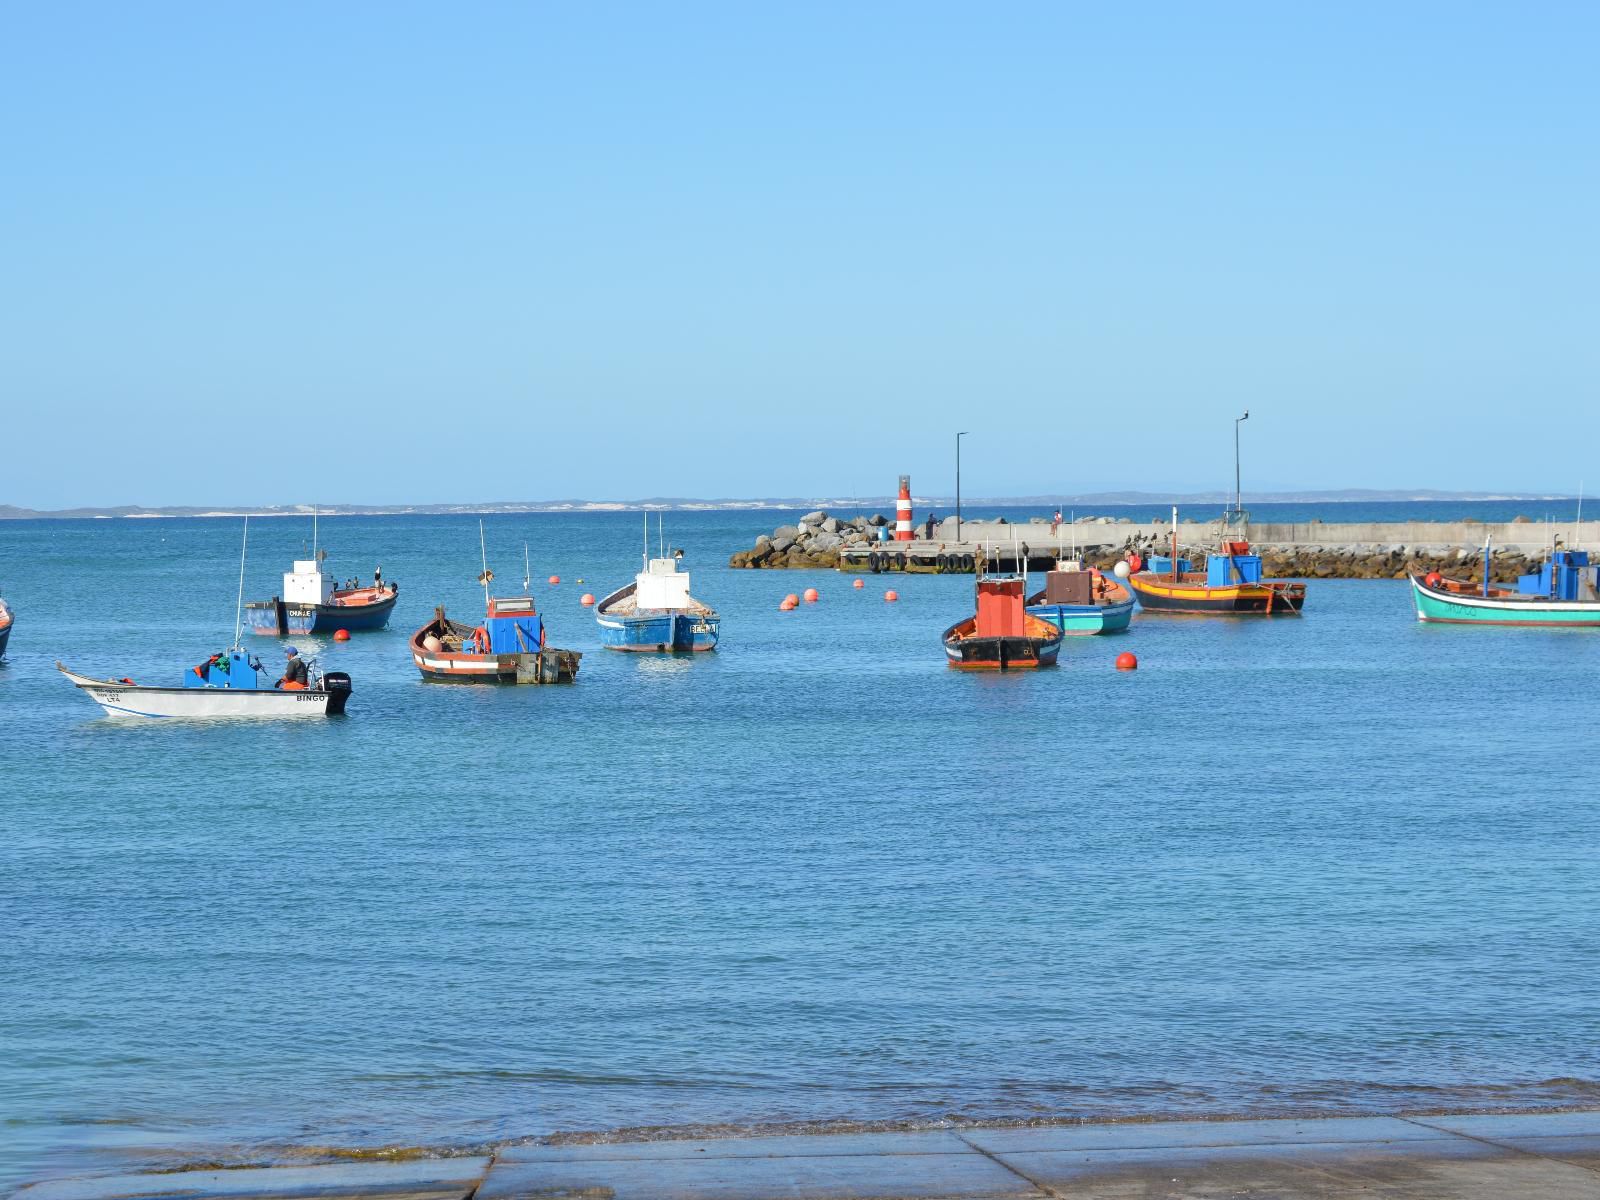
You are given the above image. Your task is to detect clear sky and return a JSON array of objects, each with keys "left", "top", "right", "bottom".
[{"left": 3, "top": 2, "right": 1596, "bottom": 508}]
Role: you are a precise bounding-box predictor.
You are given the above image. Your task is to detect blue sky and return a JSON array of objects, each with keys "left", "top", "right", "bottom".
[{"left": 3, "top": 2, "right": 1596, "bottom": 507}]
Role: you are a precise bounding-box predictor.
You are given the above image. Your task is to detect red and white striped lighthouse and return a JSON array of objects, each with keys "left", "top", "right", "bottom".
[{"left": 894, "top": 474, "right": 914, "bottom": 541}]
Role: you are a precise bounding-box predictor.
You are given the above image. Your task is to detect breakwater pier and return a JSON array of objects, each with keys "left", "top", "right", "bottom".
[{"left": 729, "top": 512, "right": 1600, "bottom": 581}]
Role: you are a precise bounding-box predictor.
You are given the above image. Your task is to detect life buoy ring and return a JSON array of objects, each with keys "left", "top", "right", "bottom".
[{"left": 470, "top": 626, "right": 490, "bottom": 653}]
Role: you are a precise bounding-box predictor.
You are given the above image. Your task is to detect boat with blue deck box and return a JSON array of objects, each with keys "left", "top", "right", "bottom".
[
  {"left": 1411, "top": 544, "right": 1600, "bottom": 626},
  {"left": 1128, "top": 507, "right": 1306, "bottom": 615},
  {"left": 409, "top": 529, "right": 581, "bottom": 682},
  {"left": 595, "top": 516, "right": 719, "bottom": 652},
  {"left": 0, "top": 596, "right": 12, "bottom": 659}
]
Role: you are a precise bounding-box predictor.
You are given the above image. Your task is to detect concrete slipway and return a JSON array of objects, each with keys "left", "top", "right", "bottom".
[{"left": 17, "top": 1110, "right": 1600, "bottom": 1199}]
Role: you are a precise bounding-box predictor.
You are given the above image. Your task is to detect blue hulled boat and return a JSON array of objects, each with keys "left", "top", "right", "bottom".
[
  {"left": 245, "top": 554, "right": 398, "bottom": 636},
  {"left": 0, "top": 596, "right": 13, "bottom": 660},
  {"left": 596, "top": 527, "right": 719, "bottom": 653}
]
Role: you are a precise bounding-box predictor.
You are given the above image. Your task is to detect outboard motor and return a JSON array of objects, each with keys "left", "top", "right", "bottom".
[{"left": 320, "top": 671, "right": 353, "bottom": 715}]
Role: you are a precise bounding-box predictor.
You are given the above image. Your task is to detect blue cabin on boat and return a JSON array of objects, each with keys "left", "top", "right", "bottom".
[
  {"left": 185, "top": 650, "right": 265, "bottom": 688},
  {"left": 1206, "top": 552, "right": 1264, "bottom": 586},
  {"left": 484, "top": 597, "right": 543, "bottom": 653},
  {"left": 1517, "top": 551, "right": 1596, "bottom": 600},
  {"left": 1147, "top": 555, "right": 1189, "bottom": 574}
]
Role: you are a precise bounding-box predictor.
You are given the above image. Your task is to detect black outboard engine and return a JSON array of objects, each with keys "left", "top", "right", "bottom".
[{"left": 320, "top": 671, "right": 353, "bottom": 715}]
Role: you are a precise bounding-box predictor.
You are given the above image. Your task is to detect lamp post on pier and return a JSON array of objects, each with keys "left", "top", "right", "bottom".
[{"left": 955, "top": 431, "right": 969, "bottom": 542}]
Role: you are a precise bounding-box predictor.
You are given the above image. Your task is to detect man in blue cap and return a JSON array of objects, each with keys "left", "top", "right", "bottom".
[{"left": 279, "top": 646, "right": 309, "bottom": 690}]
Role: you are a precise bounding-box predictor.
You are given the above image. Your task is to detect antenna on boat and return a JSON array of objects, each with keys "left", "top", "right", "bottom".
[
  {"left": 642, "top": 509, "right": 649, "bottom": 570},
  {"left": 523, "top": 543, "right": 531, "bottom": 594},
  {"left": 478, "top": 519, "right": 492, "bottom": 608},
  {"left": 1577, "top": 481, "right": 1585, "bottom": 550},
  {"left": 232, "top": 515, "right": 249, "bottom": 650},
  {"left": 659, "top": 512, "right": 665, "bottom": 560},
  {"left": 1233, "top": 410, "right": 1249, "bottom": 517},
  {"left": 312, "top": 506, "right": 318, "bottom": 559}
]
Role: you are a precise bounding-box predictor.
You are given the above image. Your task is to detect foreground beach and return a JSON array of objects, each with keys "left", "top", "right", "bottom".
[{"left": 21, "top": 1110, "right": 1600, "bottom": 1199}]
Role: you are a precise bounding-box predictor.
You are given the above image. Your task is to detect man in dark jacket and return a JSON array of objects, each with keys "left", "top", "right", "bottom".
[{"left": 279, "top": 646, "right": 309, "bottom": 689}]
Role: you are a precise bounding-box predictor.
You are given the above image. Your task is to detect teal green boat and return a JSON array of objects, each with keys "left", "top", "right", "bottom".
[
  {"left": 1026, "top": 564, "right": 1135, "bottom": 635},
  {"left": 1411, "top": 549, "right": 1600, "bottom": 627}
]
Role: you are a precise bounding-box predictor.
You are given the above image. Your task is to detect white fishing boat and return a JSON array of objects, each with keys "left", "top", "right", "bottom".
[
  {"left": 57, "top": 517, "right": 354, "bottom": 719},
  {"left": 57, "top": 656, "right": 351, "bottom": 719}
]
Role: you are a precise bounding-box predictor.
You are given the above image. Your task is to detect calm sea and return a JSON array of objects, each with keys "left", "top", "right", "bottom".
[{"left": 4, "top": 504, "right": 1599, "bottom": 1187}]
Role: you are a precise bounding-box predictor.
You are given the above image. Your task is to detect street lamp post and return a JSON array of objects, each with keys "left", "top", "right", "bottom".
[
  {"left": 956, "top": 431, "right": 969, "bottom": 542},
  {"left": 1233, "top": 410, "right": 1249, "bottom": 514}
]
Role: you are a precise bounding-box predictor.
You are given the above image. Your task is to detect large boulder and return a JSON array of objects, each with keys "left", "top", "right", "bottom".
[
  {"left": 800, "top": 510, "right": 827, "bottom": 525},
  {"left": 771, "top": 536, "right": 795, "bottom": 553},
  {"left": 772, "top": 525, "right": 801, "bottom": 541},
  {"left": 867, "top": 513, "right": 888, "bottom": 527},
  {"left": 821, "top": 517, "right": 840, "bottom": 534},
  {"left": 809, "top": 531, "right": 842, "bottom": 552}
]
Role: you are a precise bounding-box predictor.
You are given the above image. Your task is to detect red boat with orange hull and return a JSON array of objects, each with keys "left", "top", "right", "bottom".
[{"left": 943, "top": 575, "right": 1063, "bottom": 669}]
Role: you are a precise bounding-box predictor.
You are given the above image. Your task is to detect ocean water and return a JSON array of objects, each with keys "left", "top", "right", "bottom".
[{"left": 3, "top": 510, "right": 1600, "bottom": 1188}]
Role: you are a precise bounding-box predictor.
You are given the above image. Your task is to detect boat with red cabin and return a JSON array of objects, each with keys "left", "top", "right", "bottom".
[{"left": 943, "top": 573, "right": 1064, "bottom": 669}]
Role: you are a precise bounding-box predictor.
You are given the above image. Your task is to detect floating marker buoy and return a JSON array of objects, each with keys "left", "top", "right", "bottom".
[
  {"left": 853, "top": 579, "right": 864, "bottom": 589},
  {"left": 804, "top": 588, "right": 819, "bottom": 603},
  {"left": 580, "top": 593, "right": 595, "bottom": 607},
  {"left": 422, "top": 634, "right": 443, "bottom": 653},
  {"left": 1116, "top": 651, "right": 1137, "bottom": 671},
  {"left": 548, "top": 575, "right": 561, "bottom": 585},
  {"left": 780, "top": 598, "right": 797, "bottom": 611},
  {"left": 1424, "top": 572, "right": 1442, "bottom": 588},
  {"left": 1113, "top": 561, "right": 1132, "bottom": 579},
  {"left": 333, "top": 629, "right": 351, "bottom": 642},
  {"left": 784, "top": 593, "right": 799, "bottom": 607},
  {"left": 884, "top": 590, "right": 899, "bottom": 602}
]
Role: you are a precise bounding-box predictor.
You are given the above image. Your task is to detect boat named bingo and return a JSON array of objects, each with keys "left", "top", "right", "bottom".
[{"left": 57, "top": 650, "right": 352, "bottom": 719}]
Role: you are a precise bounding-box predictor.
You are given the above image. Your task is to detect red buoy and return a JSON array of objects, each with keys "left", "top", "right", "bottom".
[
  {"left": 779, "top": 597, "right": 797, "bottom": 611},
  {"left": 884, "top": 590, "right": 899, "bottom": 602},
  {"left": 580, "top": 593, "right": 595, "bottom": 607},
  {"left": 853, "top": 579, "right": 864, "bottom": 589},
  {"left": 784, "top": 593, "right": 799, "bottom": 607},
  {"left": 333, "top": 629, "right": 351, "bottom": 642},
  {"left": 548, "top": 575, "right": 561, "bottom": 585},
  {"left": 1424, "top": 572, "right": 1443, "bottom": 588},
  {"left": 1116, "top": 651, "right": 1137, "bottom": 671},
  {"left": 803, "top": 587, "right": 819, "bottom": 603}
]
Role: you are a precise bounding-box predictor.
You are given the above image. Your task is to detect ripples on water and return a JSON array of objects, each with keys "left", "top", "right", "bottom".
[{"left": 3, "top": 512, "right": 1599, "bottom": 1184}]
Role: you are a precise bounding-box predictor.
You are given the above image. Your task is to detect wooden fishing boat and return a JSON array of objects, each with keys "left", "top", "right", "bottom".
[
  {"left": 1411, "top": 549, "right": 1600, "bottom": 627},
  {"left": 1128, "top": 508, "right": 1305, "bottom": 615},
  {"left": 411, "top": 599, "right": 580, "bottom": 683},
  {"left": 943, "top": 575, "right": 1063, "bottom": 669},
  {"left": 0, "top": 597, "right": 12, "bottom": 659},
  {"left": 1026, "top": 563, "right": 1135, "bottom": 634}
]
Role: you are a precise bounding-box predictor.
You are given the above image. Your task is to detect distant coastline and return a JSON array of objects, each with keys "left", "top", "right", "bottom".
[{"left": 0, "top": 489, "right": 1581, "bottom": 520}]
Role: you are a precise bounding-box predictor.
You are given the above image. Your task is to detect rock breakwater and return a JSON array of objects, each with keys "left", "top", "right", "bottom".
[{"left": 728, "top": 510, "right": 888, "bottom": 569}]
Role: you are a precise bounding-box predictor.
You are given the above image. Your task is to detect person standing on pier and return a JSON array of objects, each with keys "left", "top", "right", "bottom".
[
  {"left": 924, "top": 511, "right": 937, "bottom": 540},
  {"left": 1052, "top": 509, "right": 1062, "bottom": 534}
]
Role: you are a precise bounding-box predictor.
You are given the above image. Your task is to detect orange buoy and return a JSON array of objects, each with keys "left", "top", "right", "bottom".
[
  {"left": 852, "top": 579, "right": 864, "bottom": 589},
  {"left": 803, "top": 587, "right": 819, "bottom": 603},
  {"left": 884, "top": 590, "right": 899, "bottom": 602},
  {"left": 1116, "top": 651, "right": 1137, "bottom": 671},
  {"left": 784, "top": 593, "right": 799, "bottom": 607},
  {"left": 580, "top": 593, "right": 595, "bottom": 607},
  {"left": 1424, "top": 572, "right": 1443, "bottom": 588},
  {"left": 779, "top": 597, "right": 797, "bottom": 611},
  {"left": 548, "top": 575, "right": 561, "bottom": 585},
  {"left": 333, "top": 629, "right": 351, "bottom": 642}
]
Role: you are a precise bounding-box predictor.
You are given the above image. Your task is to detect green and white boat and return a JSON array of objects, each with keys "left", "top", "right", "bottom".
[{"left": 1411, "top": 549, "right": 1600, "bottom": 627}]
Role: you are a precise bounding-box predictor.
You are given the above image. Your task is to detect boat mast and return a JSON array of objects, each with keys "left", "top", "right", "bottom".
[
  {"left": 523, "top": 543, "right": 531, "bottom": 594},
  {"left": 1233, "top": 410, "right": 1249, "bottom": 517},
  {"left": 1483, "top": 531, "right": 1493, "bottom": 598},
  {"left": 232, "top": 516, "right": 249, "bottom": 650},
  {"left": 479, "top": 519, "right": 492, "bottom": 608},
  {"left": 1171, "top": 506, "right": 1179, "bottom": 582},
  {"left": 642, "top": 510, "right": 648, "bottom": 571}
]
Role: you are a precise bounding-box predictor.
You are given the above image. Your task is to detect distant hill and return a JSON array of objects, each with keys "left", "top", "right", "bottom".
[{"left": 0, "top": 489, "right": 1580, "bottom": 519}]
